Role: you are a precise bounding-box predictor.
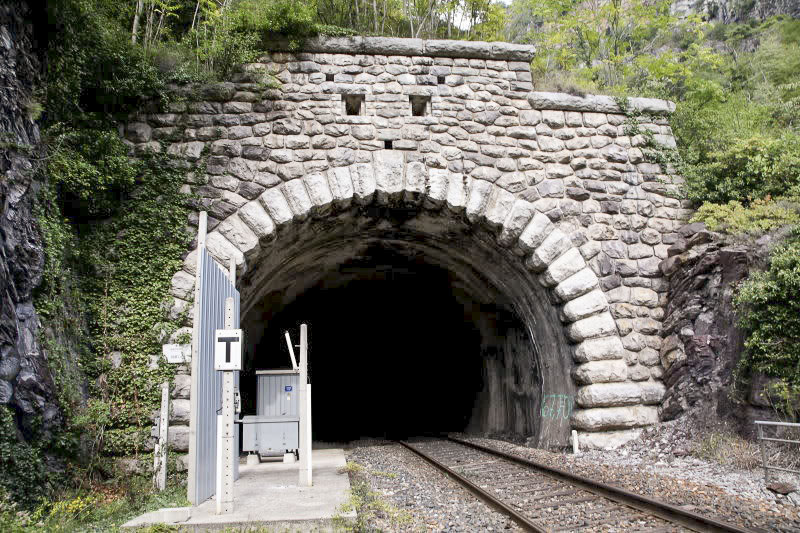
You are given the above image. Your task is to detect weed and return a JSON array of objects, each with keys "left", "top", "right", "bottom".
[
  {"left": 334, "top": 461, "right": 415, "bottom": 532},
  {"left": 694, "top": 431, "right": 762, "bottom": 470}
]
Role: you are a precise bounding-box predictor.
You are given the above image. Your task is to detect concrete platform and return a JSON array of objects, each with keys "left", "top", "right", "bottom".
[{"left": 122, "top": 448, "right": 355, "bottom": 531}]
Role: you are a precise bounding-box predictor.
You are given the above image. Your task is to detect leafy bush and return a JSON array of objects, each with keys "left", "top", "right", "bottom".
[
  {"left": 691, "top": 197, "right": 800, "bottom": 234},
  {"left": 0, "top": 408, "right": 53, "bottom": 506},
  {"left": 684, "top": 134, "right": 800, "bottom": 205},
  {"left": 45, "top": 0, "right": 165, "bottom": 122},
  {"left": 735, "top": 231, "right": 800, "bottom": 416},
  {"left": 46, "top": 124, "right": 138, "bottom": 219}
]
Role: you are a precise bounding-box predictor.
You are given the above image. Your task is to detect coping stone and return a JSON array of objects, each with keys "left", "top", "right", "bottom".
[
  {"left": 528, "top": 92, "right": 675, "bottom": 115},
  {"left": 263, "top": 36, "right": 536, "bottom": 62}
]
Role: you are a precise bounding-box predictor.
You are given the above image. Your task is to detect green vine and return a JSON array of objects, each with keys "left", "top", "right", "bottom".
[
  {"left": 28, "top": 142, "right": 192, "bottom": 497},
  {"left": 615, "top": 96, "right": 684, "bottom": 199}
]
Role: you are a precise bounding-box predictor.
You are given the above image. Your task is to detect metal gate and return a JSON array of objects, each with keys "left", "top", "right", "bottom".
[{"left": 187, "top": 216, "right": 240, "bottom": 505}]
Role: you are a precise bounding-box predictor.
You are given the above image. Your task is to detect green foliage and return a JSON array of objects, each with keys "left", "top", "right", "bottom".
[
  {"left": 0, "top": 408, "right": 53, "bottom": 506},
  {"left": 335, "top": 461, "right": 413, "bottom": 531},
  {"left": 45, "top": 0, "right": 165, "bottom": 122},
  {"left": 0, "top": 479, "right": 189, "bottom": 532},
  {"left": 46, "top": 124, "right": 138, "bottom": 218},
  {"left": 692, "top": 197, "right": 800, "bottom": 235},
  {"left": 32, "top": 147, "right": 190, "bottom": 500},
  {"left": 735, "top": 232, "right": 800, "bottom": 415},
  {"left": 232, "top": 0, "right": 319, "bottom": 41},
  {"left": 685, "top": 134, "right": 800, "bottom": 205},
  {"left": 510, "top": 0, "right": 676, "bottom": 91},
  {"left": 77, "top": 150, "right": 191, "bottom": 458}
]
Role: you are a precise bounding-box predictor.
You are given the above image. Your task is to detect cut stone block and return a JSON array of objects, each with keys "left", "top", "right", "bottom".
[
  {"left": 541, "top": 248, "right": 586, "bottom": 287},
  {"left": 574, "top": 359, "right": 627, "bottom": 384},
  {"left": 562, "top": 290, "right": 608, "bottom": 323},
  {"left": 554, "top": 268, "right": 598, "bottom": 302},
  {"left": 574, "top": 336, "right": 625, "bottom": 362},
  {"left": 572, "top": 405, "right": 659, "bottom": 431},
  {"left": 567, "top": 312, "right": 618, "bottom": 342},
  {"left": 576, "top": 383, "right": 641, "bottom": 408}
]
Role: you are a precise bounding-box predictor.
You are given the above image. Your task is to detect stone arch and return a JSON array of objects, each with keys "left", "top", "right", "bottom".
[{"left": 169, "top": 151, "right": 653, "bottom": 448}]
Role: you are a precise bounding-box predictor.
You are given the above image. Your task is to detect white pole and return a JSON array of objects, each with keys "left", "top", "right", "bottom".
[
  {"left": 215, "top": 414, "right": 223, "bottom": 514},
  {"left": 154, "top": 381, "right": 169, "bottom": 491},
  {"left": 305, "top": 384, "right": 313, "bottom": 486},
  {"left": 298, "top": 324, "right": 311, "bottom": 486},
  {"left": 187, "top": 211, "right": 207, "bottom": 504},
  {"left": 216, "top": 297, "right": 235, "bottom": 514},
  {"left": 285, "top": 332, "right": 298, "bottom": 370}
]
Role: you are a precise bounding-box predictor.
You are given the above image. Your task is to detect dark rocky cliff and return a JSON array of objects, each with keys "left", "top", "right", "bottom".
[
  {"left": 658, "top": 223, "right": 785, "bottom": 433},
  {"left": 0, "top": 0, "right": 60, "bottom": 439}
]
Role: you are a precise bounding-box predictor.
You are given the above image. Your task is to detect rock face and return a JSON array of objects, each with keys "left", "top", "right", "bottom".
[
  {"left": 658, "top": 223, "right": 779, "bottom": 431},
  {"left": 0, "top": 1, "right": 60, "bottom": 438},
  {"left": 671, "top": 0, "right": 800, "bottom": 22}
]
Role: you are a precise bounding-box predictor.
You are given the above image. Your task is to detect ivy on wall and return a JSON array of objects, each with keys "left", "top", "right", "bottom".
[
  {"left": 20, "top": 131, "right": 192, "bottom": 505},
  {"left": 78, "top": 151, "right": 191, "bottom": 458}
]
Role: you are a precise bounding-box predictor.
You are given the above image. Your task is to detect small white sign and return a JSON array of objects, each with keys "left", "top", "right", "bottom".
[
  {"left": 162, "top": 344, "right": 191, "bottom": 364},
  {"left": 215, "top": 329, "right": 242, "bottom": 370}
]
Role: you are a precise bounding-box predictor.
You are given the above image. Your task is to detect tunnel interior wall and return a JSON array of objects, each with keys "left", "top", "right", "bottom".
[
  {"left": 236, "top": 210, "right": 576, "bottom": 447},
  {"left": 124, "top": 37, "right": 688, "bottom": 452}
]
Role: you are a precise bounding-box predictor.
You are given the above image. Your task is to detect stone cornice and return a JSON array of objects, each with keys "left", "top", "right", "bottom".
[
  {"left": 263, "top": 36, "right": 536, "bottom": 62},
  {"left": 528, "top": 92, "right": 676, "bottom": 115}
]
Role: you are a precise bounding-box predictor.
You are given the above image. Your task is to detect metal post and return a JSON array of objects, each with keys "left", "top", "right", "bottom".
[
  {"left": 153, "top": 381, "right": 169, "bottom": 491},
  {"left": 298, "top": 324, "right": 312, "bottom": 486},
  {"left": 758, "top": 423, "right": 769, "bottom": 485},
  {"left": 216, "top": 297, "right": 235, "bottom": 514},
  {"left": 187, "top": 211, "right": 207, "bottom": 504},
  {"left": 305, "top": 383, "right": 313, "bottom": 486}
]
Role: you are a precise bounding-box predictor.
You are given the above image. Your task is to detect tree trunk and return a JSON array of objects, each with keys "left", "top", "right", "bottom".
[{"left": 131, "top": 0, "right": 144, "bottom": 44}]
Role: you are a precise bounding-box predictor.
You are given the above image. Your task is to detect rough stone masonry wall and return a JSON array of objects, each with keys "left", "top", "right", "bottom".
[{"left": 123, "top": 37, "right": 689, "bottom": 450}]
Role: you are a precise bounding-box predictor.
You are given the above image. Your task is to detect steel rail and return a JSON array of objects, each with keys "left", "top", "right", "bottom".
[
  {"left": 448, "top": 436, "right": 761, "bottom": 533},
  {"left": 398, "top": 441, "right": 546, "bottom": 532}
]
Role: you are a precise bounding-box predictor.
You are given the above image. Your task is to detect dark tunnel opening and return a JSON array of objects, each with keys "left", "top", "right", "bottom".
[{"left": 240, "top": 245, "right": 530, "bottom": 442}]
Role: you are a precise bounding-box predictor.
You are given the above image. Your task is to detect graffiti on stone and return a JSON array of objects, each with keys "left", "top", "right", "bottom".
[{"left": 540, "top": 394, "right": 573, "bottom": 421}]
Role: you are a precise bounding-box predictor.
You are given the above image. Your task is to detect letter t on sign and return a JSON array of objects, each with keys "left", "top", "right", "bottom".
[{"left": 214, "top": 329, "right": 242, "bottom": 370}]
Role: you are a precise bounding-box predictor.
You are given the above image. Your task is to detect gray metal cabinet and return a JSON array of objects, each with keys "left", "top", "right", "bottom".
[{"left": 241, "top": 370, "right": 301, "bottom": 454}]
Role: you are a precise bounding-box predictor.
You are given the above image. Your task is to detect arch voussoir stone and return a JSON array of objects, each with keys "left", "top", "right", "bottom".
[{"left": 175, "top": 157, "right": 654, "bottom": 449}]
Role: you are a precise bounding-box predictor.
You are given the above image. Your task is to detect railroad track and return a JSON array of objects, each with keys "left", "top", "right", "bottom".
[{"left": 399, "top": 437, "right": 760, "bottom": 533}]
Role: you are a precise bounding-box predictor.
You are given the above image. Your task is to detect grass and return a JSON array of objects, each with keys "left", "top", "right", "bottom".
[
  {"left": 333, "top": 461, "right": 414, "bottom": 532},
  {"left": 694, "top": 431, "right": 762, "bottom": 470},
  {"left": 1, "top": 476, "right": 190, "bottom": 533}
]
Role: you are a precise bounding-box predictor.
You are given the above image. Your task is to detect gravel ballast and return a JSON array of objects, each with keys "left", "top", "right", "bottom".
[
  {"left": 343, "top": 429, "right": 800, "bottom": 532},
  {"left": 458, "top": 432, "right": 800, "bottom": 533},
  {"left": 346, "top": 442, "right": 521, "bottom": 532}
]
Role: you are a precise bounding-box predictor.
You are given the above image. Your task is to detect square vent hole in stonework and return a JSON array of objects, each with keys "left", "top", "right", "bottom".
[
  {"left": 410, "top": 95, "right": 431, "bottom": 116},
  {"left": 344, "top": 94, "right": 365, "bottom": 115},
  {"left": 325, "top": 73, "right": 335, "bottom": 82},
  {"left": 437, "top": 75, "right": 446, "bottom": 84}
]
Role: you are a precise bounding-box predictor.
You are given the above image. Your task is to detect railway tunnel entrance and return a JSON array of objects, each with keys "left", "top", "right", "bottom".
[{"left": 236, "top": 202, "right": 577, "bottom": 448}]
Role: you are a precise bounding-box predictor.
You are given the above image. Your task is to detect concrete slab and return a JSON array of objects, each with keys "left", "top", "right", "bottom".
[{"left": 122, "top": 448, "right": 354, "bottom": 531}]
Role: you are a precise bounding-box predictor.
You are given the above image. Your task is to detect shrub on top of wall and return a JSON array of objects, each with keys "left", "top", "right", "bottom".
[
  {"left": 684, "top": 133, "right": 800, "bottom": 205},
  {"left": 691, "top": 196, "right": 800, "bottom": 235}
]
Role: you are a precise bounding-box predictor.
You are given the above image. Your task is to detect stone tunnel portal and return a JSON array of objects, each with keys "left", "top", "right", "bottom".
[{"left": 239, "top": 205, "right": 576, "bottom": 448}]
